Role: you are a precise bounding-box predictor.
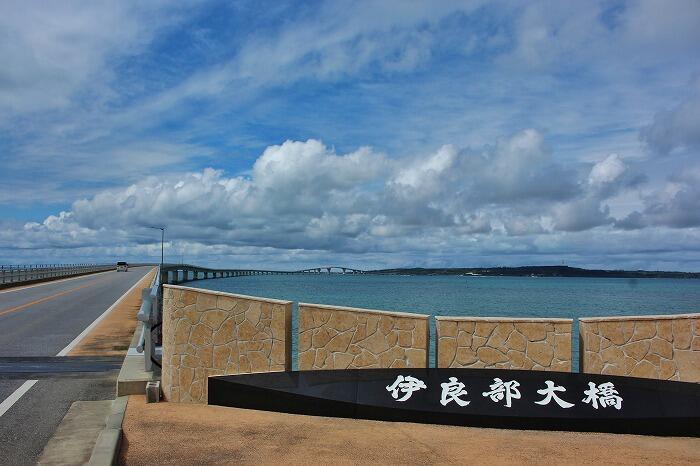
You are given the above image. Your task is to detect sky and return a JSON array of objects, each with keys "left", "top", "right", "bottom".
[{"left": 0, "top": 0, "right": 699, "bottom": 271}]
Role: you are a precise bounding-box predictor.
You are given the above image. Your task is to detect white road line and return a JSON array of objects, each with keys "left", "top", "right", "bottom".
[
  {"left": 0, "top": 380, "right": 38, "bottom": 417},
  {"left": 0, "top": 270, "right": 115, "bottom": 295},
  {"left": 0, "top": 268, "right": 154, "bottom": 418}
]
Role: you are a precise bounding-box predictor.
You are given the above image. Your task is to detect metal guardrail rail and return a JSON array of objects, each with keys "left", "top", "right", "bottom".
[
  {"left": 0, "top": 263, "right": 115, "bottom": 286},
  {"left": 136, "top": 267, "right": 162, "bottom": 372}
]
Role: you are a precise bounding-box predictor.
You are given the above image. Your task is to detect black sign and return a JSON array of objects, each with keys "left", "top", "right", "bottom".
[{"left": 209, "top": 368, "right": 700, "bottom": 436}]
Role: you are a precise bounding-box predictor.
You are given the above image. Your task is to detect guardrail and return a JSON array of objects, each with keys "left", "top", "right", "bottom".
[
  {"left": 0, "top": 263, "right": 115, "bottom": 287},
  {"left": 136, "top": 267, "right": 162, "bottom": 372}
]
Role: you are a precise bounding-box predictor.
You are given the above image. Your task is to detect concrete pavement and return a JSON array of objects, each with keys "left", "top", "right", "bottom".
[
  {"left": 0, "top": 267, "right": 151, "bottom": 466},
  {"left": 120, "top": 395, "right": 700, "bottom": 465}
]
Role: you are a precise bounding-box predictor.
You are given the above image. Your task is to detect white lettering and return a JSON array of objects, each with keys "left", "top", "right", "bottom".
[
  {"left": 534, "top": 380, "right": 574, "bottom": 408},
  {"left": 386, "top": 375, "right": 427, "bottom": 402},
  {"left": 440, "top": 377, "right": 470, "bottom": 407}
]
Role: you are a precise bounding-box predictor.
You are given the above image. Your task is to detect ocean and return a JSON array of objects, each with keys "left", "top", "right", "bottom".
[{"left": 187, "top": 274, "right": 700, "bottom": 371}]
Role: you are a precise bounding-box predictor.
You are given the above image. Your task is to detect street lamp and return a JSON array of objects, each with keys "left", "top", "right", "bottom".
[{"left": 149, "top": 226, "right": 165, "bottom": 269}]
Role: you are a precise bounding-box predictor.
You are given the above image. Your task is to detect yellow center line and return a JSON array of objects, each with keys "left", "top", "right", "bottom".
[{"left": 0, "top": 278, "right": 105, "bottom": 318}]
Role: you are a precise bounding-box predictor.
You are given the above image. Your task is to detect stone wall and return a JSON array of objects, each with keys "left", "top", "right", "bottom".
[
  {"left": 162, "top": 285, "right": 292, "bottom": 403},
  {"left": 436, "top": 317, "right": 572, "bottom": 371},
  {"left": 298, "top": 303, "right": 429, "bottom": 370},
  {"left": 579, "top": 314, "right": 700, "bottom": 382}
]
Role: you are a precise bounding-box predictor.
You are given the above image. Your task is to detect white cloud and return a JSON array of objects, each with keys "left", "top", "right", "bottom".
[
  {"left": 589, "top": 154, "right": 625, "bottom": 187},
  {"left": 0, "top": 0, "right": 186, "bottom": 115},
  {"left": 503, "top": 0, "right": 700, "bottom": 72},
  {"left": 389, "top": 129, "right": 579, "bottom": 213},
  {"left": 4, "top": 132, "right": 693, "bottom": 267},
  {"left": 552, "top": 195, "right": 613, "bottom": 232}
]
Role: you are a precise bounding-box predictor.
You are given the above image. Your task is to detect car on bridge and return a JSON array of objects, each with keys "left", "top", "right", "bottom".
[{"left": 116, "top": 261, "right": 128, "bottom": 272}]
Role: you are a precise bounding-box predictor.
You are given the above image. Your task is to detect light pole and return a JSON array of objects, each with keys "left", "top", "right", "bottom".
[{"left": 149, "top": 226, "right": 165, "bottom": 269}]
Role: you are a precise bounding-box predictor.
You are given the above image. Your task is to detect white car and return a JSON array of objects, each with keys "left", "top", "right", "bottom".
[{"left": 116, "top": 261, "right": 128, "bottom": 272}]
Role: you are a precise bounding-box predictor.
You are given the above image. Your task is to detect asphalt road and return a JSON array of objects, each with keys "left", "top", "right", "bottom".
[{"left": 0, "top": 267, "right": 151, "bottom": 465}]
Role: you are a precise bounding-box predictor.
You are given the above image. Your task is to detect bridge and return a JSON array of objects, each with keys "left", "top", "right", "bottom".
[
  {"left": 297, "top": 266, "right": 365, "bottom": 274},
  {"left": 160, "top": 264, "right": 366, "bottom": 284}
]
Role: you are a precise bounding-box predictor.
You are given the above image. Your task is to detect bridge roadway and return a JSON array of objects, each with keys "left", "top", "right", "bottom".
[{"left": 0, "top": 267, "right": 151, "bottom": 465}]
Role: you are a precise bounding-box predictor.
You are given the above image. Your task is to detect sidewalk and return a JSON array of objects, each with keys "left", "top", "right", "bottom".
[{"left": 120, "top": 395, "right": 700, "bottom": 465}]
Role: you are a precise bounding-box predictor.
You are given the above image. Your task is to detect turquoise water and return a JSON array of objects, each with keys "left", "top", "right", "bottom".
[{"left": 187, "top": 274, "right": 700, "bottom": 371}]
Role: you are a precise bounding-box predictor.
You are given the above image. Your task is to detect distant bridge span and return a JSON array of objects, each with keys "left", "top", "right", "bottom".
[
  {"left": 161, "top": 264, "right": 367, "bottom": 284},
  {"left": 297, "top": 266, "right": 365, "bottom": 274}
]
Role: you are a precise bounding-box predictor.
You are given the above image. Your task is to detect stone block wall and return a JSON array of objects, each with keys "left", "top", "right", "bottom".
[
  {"left": 298, "top": 303, "right": 429, "bottom": 370},
  {"left": 579, "top": 314, "right": 700, "bottom": 382},
  {"left": 436, "top": 317, "right": 572, "bottom": 371},
  {"left": 162, "top": 285, "right": 292, "bottom": 403}
]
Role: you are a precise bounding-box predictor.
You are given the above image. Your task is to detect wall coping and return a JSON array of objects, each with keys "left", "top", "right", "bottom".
[
  {"left": 299, "top": 302, "right": 430, "bottom": 320},
  {"left": 163, "top": 284, "right": 293, "bottom": 306},
  {"left": 435, "top": 316, "right": 572, "bottom": 323},
  {"left": 580, "top": 312, "right": 700, "bottom": 323}
]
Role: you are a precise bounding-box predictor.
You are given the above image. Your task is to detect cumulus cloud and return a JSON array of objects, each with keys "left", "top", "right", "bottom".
[
  {"left": 4, "top": 131, "right": 680, "bottom": 264},
  {"left": 613, "top": 162, "right": 700, "bottom": 230},
  {"left": 552, "top": 195, "right": 613, "bottom": 232},
  {"left": 388, "top": 129, "right": 579, "bottom": 216},
  {"left": 589, "top": 154, "right": 625, "bottom": 187}
]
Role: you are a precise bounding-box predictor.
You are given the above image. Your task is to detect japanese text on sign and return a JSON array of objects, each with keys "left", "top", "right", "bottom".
[{"left": 385, "top": 375, "right": 623, "bottom": 410}]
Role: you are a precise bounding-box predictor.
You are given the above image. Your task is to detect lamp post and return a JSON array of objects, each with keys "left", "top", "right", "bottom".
[{"left": 149, "top": 226, "right": 165, "bottom": 269}]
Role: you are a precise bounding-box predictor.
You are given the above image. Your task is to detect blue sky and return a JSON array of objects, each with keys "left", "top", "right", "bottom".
[{"left": 1, "top": 0, "right": 699, "bottom": 270}]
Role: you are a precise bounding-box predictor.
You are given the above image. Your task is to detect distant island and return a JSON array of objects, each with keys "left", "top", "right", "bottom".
[{"left": 368, "top": 265, "right": 699, "bottom": 279}]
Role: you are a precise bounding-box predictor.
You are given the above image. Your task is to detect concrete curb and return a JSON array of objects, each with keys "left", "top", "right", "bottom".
[
  {"left": 116, "top": 324, "right": 158, "bottom": 396},
  {"left": 88, "top": 328, "right": 149, "bottom": 465},
  {"left": 88, "top": 396, "right": 128, "bottom": 466}
]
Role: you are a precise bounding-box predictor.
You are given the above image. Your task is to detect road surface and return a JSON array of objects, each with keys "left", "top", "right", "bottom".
[{"left": 0, "top": 267, "right": 151, "bottom": 465}]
